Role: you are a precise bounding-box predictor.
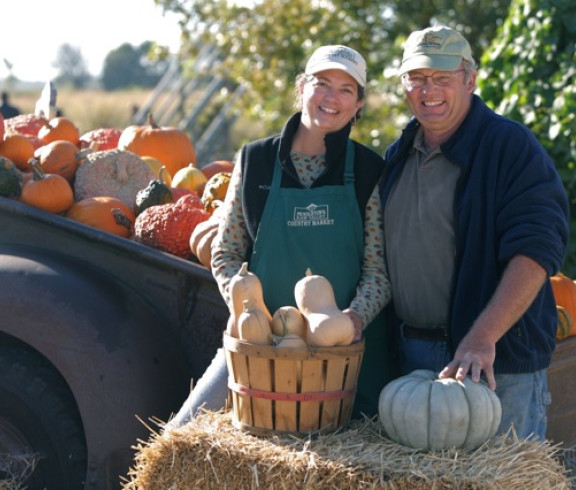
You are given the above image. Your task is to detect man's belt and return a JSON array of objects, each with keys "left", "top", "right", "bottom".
[{"left": 400, "top": 323, "right": 449, "bottom": 341}]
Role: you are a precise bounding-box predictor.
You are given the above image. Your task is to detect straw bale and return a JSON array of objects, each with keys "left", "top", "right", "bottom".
[{"left": 124, "top": 411, "right": 573, "bottom": 489}]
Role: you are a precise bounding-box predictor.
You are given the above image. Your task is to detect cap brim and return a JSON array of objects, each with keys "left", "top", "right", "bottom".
[
  {"left": 399, "top": 55, "right": 462, "bottom": 75},
  {"left": 306, "top": 61, "right": 365, "bottom": 87}
]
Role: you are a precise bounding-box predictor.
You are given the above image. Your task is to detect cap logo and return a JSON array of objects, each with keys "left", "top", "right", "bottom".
[
  {"left": 418, "top": 33, "right": 442, "bottom": 49},
  {"left": 325, "top": 47, "right": 358, "bottom": 67}
]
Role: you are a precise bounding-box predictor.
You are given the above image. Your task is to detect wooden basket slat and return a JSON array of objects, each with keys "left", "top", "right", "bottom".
[
  {"left": 248, "top": 356, "right": 273, "bottom": 429},
  {"left": 321, "top": 358, "right": 347, "bottom": 429},
  {"left": 299, "top": 359, "right": 323, "bottom": 432},
  {"left": 224, "top": 335, "right": 364, "bottom": 436}
]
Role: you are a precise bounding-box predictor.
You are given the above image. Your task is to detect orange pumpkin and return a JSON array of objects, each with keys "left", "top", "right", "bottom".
[
  {"left": 117, "top": 113, "right": 196, "bottom": 178},
  {"left": 37, "top": 116, "right": 81, "bottom": 146},
  {"left": 551, "top": 273, "right": 576, "bottom": 340},
  {"left": 34, "top": 140, "right": 91, "bottom": 182},
  {"left": 200, "top": 160, "right": 234, "bottom": 181},
  {"left": 66, "top": 196, "right": 135, "bottom": 238},
  {"left": 0, "top": 134, "right": 36, "bottom": 171},
  {"left": 20, "top": 159, "right": 74, "bottom": 214}
]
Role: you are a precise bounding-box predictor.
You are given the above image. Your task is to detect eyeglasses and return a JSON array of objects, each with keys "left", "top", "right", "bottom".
[{"left": 401, "top": 69, "right": 466, "bottom": 90}]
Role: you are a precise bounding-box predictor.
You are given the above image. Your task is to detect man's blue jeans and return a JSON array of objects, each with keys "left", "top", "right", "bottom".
[{"left": 399, "top": 336, "right": 550, "bottom": 441}]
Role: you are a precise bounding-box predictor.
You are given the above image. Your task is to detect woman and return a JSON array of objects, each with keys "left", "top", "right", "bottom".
[{"left": 168, "top": 45, "right": 391, "bottom": 428}]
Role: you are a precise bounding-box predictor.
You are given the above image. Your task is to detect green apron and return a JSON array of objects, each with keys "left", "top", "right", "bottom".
[{"left": 249, "top": 142, "right": 391, "bottom": 417}]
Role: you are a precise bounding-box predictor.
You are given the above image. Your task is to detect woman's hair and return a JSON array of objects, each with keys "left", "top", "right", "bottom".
[{"left": 294, "top": 73, "right": 365, "bottom": 122}]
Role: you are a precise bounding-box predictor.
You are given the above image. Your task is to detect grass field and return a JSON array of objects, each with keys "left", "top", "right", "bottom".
[
  {"left": 4, "top": 86, "right": 254, "bottom": 163},
  {"left": 8, "top": 87, "right": 155, "bottom": 134}
]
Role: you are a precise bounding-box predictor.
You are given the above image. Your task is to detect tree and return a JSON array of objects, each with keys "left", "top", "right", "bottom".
[
  {"left": 53, "top": 44, "right": 91, "bottom": 89},
  {"left": 156, "top": 0, "right": 511, "bottom": 151},
  {"left": 479, "top": 0, "right": 576, "bottom": 275},
  {"left": 101, "top": 42, "right": 170, "bottom": 90}
]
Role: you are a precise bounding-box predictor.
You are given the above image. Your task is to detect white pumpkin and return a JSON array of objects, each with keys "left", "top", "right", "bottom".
[{"left": 378, "top": 369, "right": 502, "bottom": 451}]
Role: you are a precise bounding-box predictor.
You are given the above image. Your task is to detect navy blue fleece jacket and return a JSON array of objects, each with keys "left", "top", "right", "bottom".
[{"left": 381, "top": 95, "right": 569, "bottom": 374}]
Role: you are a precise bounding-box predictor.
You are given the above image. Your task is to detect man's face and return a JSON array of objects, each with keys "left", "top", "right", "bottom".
[{"left": 403, "top": 65, "right": 476, "bottom": 137}]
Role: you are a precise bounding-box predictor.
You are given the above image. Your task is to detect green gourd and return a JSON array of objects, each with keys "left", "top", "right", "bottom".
[
  {"left": 0, "top": 156, "right": 22, "bottom": 198},
  {"left": 134, "top": 166, "right": 174, "bottom": 215}
]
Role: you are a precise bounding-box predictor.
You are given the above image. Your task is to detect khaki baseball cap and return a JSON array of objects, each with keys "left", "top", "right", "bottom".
[
  {"left": 305, "top": 45, "right": 367, "bottom": 87},
  {"left": 399, "top": 26, "right": 474, "bottom": 75}
]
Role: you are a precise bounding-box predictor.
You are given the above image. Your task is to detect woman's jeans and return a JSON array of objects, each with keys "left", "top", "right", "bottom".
[
  {"left": 166, "top": 348, "right": 228, "bottom": 429},
  {"left": 399, "top": 336, "right": 551, "bottom": 441}
]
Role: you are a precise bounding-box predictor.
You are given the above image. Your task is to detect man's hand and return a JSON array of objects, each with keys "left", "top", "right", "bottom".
[{"left": 439, "top": 330, "right": 497, "bottom": 389}]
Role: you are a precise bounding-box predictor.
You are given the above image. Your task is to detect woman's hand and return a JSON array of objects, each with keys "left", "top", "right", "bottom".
[{"left": 343, "top": 308, "right": 364, "bottom": 342}]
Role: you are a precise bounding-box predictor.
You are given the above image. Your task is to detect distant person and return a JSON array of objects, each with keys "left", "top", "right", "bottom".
[{"left": 0, "top": 91, "right": 21, "bottom": 119}]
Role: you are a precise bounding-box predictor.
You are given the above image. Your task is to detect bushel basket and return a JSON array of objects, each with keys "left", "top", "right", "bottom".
[{"left": 223, "top": 334, "right": 364, "bottom": 436}]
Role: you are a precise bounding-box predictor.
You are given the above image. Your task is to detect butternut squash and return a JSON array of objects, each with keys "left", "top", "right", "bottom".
[
  {"left": 237, "top": 300, "right": 272, "bottom": 345},
  {"left": 273, "top": 334, "right": 308, "bottom": 349},
  {"left": 271, "top": 306, "right": 306, "bottom": 337},
  {"left": 227, "top": 262, "right": 272, "bottom": 338},
  {"left": 294, "top": 268, "right": 355, "bottom": 347}
]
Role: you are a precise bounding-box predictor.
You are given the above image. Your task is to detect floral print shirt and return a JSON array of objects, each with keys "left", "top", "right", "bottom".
[{"left": 211, "top": 150, "right": 391, "bottom": 329}]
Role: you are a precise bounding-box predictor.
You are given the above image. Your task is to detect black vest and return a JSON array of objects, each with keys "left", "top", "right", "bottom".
[{"left": 239, "top": 112, "right": 385, "bottom": 243}]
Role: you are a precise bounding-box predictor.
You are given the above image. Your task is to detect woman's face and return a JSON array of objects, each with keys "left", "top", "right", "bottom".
[{"left": 300, "top": 69, "right": 364, "bottom": 133}]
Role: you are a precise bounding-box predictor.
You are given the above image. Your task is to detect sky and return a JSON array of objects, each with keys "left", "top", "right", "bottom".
[{"left": 0, "top": 0, "right": 182, "bottom": 83}]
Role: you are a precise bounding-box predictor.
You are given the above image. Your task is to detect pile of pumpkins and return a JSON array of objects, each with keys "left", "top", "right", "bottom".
[
  {"left": 0, "top": 111, "right": 233, "bottom": 265},
  {"left": 227, "top": 263, "right": 356, "bottom": 349},
  {"left": 551, "top": 272, "right": 576, "bottom": 341}
]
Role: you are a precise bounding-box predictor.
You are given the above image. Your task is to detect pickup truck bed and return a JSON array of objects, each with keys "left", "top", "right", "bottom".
[{"left": 0, "top": 196, "right": 228, "bottom": 488}]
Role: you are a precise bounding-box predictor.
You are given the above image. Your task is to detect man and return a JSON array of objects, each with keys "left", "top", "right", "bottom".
[
  {"left": 380, "top": 25, "right": 569, "bottom": 440},
  {"left": 0, "top": 91, "right": 21, "bottom": 119}
]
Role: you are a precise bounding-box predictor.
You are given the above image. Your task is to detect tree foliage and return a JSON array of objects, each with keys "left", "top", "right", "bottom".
[
  {"left": 155, "top": 0, "right": 510, "bottom": 150},
  {"left": 479, "top": 0, "right": 576, "bottom": 274},
  {"left": 53, "top": 44, "right": 91, "bottom": 89},
  {"left": 101, "top": 42, "right": 170, "bottom": 90}
]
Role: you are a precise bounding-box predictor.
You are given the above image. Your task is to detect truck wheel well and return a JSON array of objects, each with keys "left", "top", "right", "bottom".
[{"left": 0, "top": 336, "right": 87, "bottom": 488}]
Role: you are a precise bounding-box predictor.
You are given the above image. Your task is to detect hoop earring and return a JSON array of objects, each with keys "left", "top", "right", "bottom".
[{"left": 350, "top": 116, "right": 357, "bottom": 126}]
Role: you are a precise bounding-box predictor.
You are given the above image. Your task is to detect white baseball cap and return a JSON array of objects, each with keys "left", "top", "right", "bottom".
[{"left": 305, "top": 45, "right": 367, "bottom": 87}]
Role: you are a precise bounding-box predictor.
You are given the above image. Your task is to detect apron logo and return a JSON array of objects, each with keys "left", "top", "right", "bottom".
[{"left": 287, "top": 203, "right": 334, "bottom": 227}]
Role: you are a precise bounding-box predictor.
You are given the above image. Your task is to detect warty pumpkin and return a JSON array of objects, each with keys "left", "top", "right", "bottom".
[
  {"left": 20, "top": 158, "right": 74, "bottom": 214},
  {"left": 66, "top": 196, "right": 135, "bottom": 238},
  {"left": 3, "top": 113, "right": 48, "bottom": 139},
  {"left": 378, "top": 369, "right": 502, "bottom": 451},
  {"left": 79, "top": 128, "right": 122, "bottom": 151},
  {"left": 227, "top": 262, "right": 273, "bottom": 338},
  {"left": 294, "top": 268, "right": 355, "bottom": 347},
  {"left": 74, "top": 149, "right": 156, "bottom": 208},
  {"left": 133, "top": 193, "right": 210, "bottom": 258},
  {"left": 117, "top": 113, "right": 196, "bottom": 178},
  {"left": 201, "top": 171, "right": 231, "bottom": 212}
]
